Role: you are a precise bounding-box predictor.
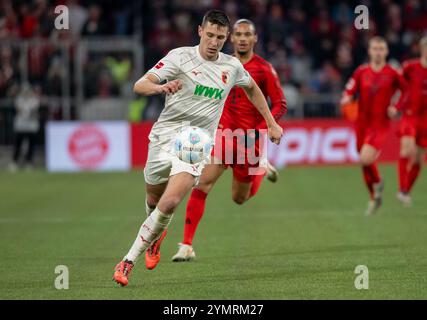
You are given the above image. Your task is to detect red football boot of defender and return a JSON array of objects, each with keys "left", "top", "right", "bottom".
[
  {"left": 113, "top": 260, "right": 134, "bottom": 287},
  {"left": 145, "top": 229, "right": 168, "bottom": 270}
]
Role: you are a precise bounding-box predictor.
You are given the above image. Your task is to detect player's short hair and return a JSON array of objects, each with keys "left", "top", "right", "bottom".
[
  {"left": 233, "top": 19, "right": 257, "bottom": 34},
  {"left": 201, "top": 10, "right": 231, "bottom": 30},
  {"left": 369, "top": 36, "right": 388, "bottom": 47},
  {"left": 420, "top": 36, "right": 427, "bottom": 49}
]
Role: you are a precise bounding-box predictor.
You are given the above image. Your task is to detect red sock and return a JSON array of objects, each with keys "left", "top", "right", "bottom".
[
  {"left": 362, "top": 166, "right": 374, "bottom": 198},
  {"left": 369, "top": 163, "right": 381, "bottom": 183},
  {"left": 249, "top": 173, "right": 264, "bottom": 198},
  {"left": 407, "top": 163, "right": 421, "bottom": 193},
  {"left": 362, "top": 164, "right": 381, "bottom": 198},
  {"left": 398, "top": 157, "right": 409, "bottom": 192},
  {"left": 183, "top": 188, "right": 207, "bottom": 246}
]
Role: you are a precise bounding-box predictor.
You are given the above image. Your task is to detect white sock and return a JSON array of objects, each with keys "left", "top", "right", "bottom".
[
  {"left": 124, "top": 208, "right": 173, "bottom": 263},
  {"left": 146, "top": 200, "right": 155, "bottom": 217}
]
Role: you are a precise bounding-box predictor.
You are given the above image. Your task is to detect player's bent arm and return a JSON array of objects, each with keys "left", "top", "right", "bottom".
[
  {"left": 133, "top": 74, "right": 162, "bottom": 96},
  {"left": 133, "top": 74, "right": 182, "bottom": 96},
  {"left": 341, "top": 69, "right": 361, "bottom": 106},
  {"left": 264, "top": 65, "right": 287, "bottom": 122},
  {"left": 242, "top": 79, "right": 283, "bottom": 144},
  {"left": 392, "top": 69, "right": 409, "bottom": 112}
]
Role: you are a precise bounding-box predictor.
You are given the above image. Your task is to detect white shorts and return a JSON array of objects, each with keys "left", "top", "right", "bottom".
[{"left": 143, "top": 142, "right": 207, "bottom": 185}]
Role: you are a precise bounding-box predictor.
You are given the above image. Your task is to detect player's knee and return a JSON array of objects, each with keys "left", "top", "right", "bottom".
[
  {"left": 158, "top": 195, "right": 182, "bottom": 214},
  {"left": 196, "top": 181, "right": 213, "bottom": 194},
  {"left": 400, "top": 144, "right": 415, "bottom": 158},
  {"left": 400, "top": 150, "right": 411, "bottom": 158},
  {"left": 360, "top": 157, "right": 373, "bottom": 166},
  {"left": 360, "top": 152, "right": 375, "bottom": 166},
  {"left": 415, "top": 150, "right": 425, "bottom": 165},
  {"left": 146, "top": 194, "right": 160, "bottom": 208},
  {"left": 232, "top": 193, "right": 248, "bottom": 205}
]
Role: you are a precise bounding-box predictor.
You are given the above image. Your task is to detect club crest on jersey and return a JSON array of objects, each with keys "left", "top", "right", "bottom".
[{"left": 221, "top": 71, "right": 229, "bottom": 84}]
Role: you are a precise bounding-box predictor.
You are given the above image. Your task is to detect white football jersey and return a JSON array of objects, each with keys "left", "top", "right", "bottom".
[{"left": 146, "top": 45, "right": 252, "bottom": 148}]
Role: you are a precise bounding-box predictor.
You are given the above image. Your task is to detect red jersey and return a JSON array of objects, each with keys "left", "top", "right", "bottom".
[
  {"left": 344, "top": 64, "right": 407, "bottom": 128},
  {"left": 220, "top": 54, "right": 287, "bottom": 130},
  {"left": 397, "top": 59, "right": 427, "bottom": 119}
]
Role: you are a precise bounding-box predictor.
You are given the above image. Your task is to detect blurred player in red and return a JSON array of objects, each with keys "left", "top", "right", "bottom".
[
  {"left": 144, "top": 19, "right": 286, "bottom": 267},
  {"left": 396, "top": 36, "right": 427, "bottom": 207},
  {"left": 341, "top": 36, "right": 407, "bottom": 215}
]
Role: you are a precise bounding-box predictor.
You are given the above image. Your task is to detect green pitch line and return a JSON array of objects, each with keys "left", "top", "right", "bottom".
[{"left": 0, "top": 165, "right": 426, "bottom": 299}]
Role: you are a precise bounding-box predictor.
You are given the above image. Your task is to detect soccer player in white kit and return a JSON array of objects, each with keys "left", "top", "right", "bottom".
[{"left": 113, "top": 10, "right": 283, "bottom": 286}]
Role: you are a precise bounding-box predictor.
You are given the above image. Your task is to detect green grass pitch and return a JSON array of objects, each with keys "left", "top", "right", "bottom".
[{"left": 1, "top": 164, "right": 426, "bottom": 299}]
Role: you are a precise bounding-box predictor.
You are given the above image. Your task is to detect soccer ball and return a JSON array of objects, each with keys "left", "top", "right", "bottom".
[{"left": 174, "top": 126, "right": 212, "bottom": 164}]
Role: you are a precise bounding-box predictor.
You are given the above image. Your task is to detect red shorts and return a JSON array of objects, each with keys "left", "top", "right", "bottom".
[
  {"left": 399, "top": 116, "right": 427, "bottom": 148},
  {"left": 356, "top": 126, "right": 389, "bottom": 152},
  {"left": 211, "top": 129, "right": 266, "bottom": 183}
]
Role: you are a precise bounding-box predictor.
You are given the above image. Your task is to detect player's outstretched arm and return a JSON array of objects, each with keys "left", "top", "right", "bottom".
[
  {"left": 242, "top": 78, "right": 283, "bottom": 145},
  {"left": 133, "top": 74, "right": 182, "bottom": 96}
]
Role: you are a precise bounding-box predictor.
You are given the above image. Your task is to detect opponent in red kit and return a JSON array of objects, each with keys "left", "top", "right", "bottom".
[
  {"left": 169, "top": 19, "right": 287, "bottom": 262},
  {"left": 142, "top": 19, "right": 287, "bottom": 265},
  {"left": 396, "top": 36, "right": 427, "bottom": 206},
  {"left": 341, "top": 37, "right": 407, "bottom": 215}
]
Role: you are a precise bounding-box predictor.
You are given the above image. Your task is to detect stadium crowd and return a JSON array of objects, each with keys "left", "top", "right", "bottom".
[
  {"left": 143, "top": 0, "right": 427, "bottom": 116},
  {"left": 0, "top": 0, "right": 136, "bottom": 100},
  {"left": 0, "top": 0, "right": 427, "bottom": 116}
]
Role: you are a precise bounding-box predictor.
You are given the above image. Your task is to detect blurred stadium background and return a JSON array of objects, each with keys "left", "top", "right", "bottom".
[
  {"left": 1, "top": 0, "right": 427, "bottom": 169},
  {"left": 1, "top": 0, "right": 427, "bottom": 300}
]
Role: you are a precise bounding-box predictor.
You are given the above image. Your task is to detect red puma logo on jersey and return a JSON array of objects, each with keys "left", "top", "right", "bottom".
[
  {"left": 155, "top": 62, "right": 164, "bottom": 69},
  {"left": 192, "top": 70, "right": 202, "bottom": 76}
]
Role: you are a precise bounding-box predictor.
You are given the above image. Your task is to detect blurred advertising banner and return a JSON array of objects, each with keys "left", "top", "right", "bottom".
[
  {"left": 268, "top": 120, "right": 401, "bottom": 167},
  {"left": 131, "top": 120, "right": 404, "bottom": 169},
  {"left": 46, "top": 120, "right": 414, "bottom": 172},
  {"left": 46, "top": 121, "right": 130, "bottom": 172}
]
